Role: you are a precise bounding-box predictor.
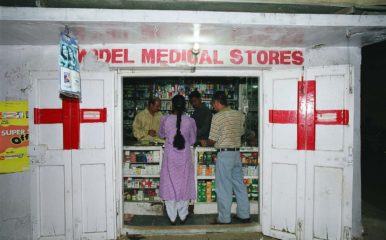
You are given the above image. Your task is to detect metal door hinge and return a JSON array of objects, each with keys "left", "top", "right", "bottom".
[
  {"left": 114, "top": 70, "right": 118, "bottom": 107},
  {"left": 349, "top": 66, "right": 353, "bottom": 94},
  {"left": 296, "top": 219, "right": 303, "bottom": 240},
  {"left": 348, "top": 146, "right": 353, "bottom": 164},
  {"left": 114, "top": 91, "right": 118, "bottom": 107},
  {"left": 116, "top": 200, "right": 120, "bottom": 216},
  {"left": 344, "top": 226, "right": 352, "bottom": 240}
]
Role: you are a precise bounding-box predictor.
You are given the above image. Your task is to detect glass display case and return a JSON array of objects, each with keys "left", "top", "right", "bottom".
[
  {"left": 122, "top": 146, "right": 164, "bottom": 217},
  {"left": 194, "top": 147, "right": 259, "bottom": 214}
]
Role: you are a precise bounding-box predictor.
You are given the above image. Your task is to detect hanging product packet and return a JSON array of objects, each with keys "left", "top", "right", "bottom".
[{"left": 58, "top": 31, "right": 81, "bottom": 99}]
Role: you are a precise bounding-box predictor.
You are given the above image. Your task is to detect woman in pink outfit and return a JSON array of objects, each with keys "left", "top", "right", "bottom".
[{"left": 159, "top": 94, "right": 197, "bottom": 225}]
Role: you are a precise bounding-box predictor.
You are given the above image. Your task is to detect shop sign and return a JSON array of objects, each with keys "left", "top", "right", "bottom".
[{"left": 78, "top": 46, "right": 304, "bottom": 67}]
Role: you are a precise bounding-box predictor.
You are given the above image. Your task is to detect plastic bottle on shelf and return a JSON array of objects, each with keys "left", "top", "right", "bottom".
[
  {"left": 206, "top": 166, "right": 211, "bottom": 176},
  {"left": 132, "top": 190, "right": 137, "bottom": 201},
  {"left": 198, "top": 152, "right": 204, "bottom": 165},
  {"left": 137, "top": 190, "right": 144, "bottom": 201},
  {"left": 243, "top": 167, "right": 248, "bottom": 176},
  {"left": 211, "top": 153, "right": 217, "bottom": 163},
  {"left": 211, "top": 180, "right": 216, "bottom": 202},
  {"left": 197, "top": 165, "right": 203, "bottom": 176},
  {"left": 198, "top": 181, "right": 207, "bottom": 202},
  {"left": 206, "top": 181, "right": 212, "bottom": 202},
  {"left": 126, "top": 192, "right": 132, "bottom": 201},
  {"left": 201, "top": 167, "right": 206, "bottom": 177}
]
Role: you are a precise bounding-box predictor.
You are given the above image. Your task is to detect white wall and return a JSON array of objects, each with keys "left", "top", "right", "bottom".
[
  {"left": 0, "top": 44, "right": 362, "bottom": 239},
  {"left": 0, "top": 45, "right": 108, "bottom": 240},
  {"left": 0, "top": 46, "right": 57, "bottom": 240}
]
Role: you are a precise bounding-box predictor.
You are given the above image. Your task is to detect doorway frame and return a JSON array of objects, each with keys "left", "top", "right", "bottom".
[{"left": 114, "top": 68, "right": 264, "bottom": 235}]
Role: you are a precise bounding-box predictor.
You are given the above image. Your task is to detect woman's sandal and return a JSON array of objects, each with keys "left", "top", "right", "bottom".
[{"left": 180, "top": 214, "right": 189, "bottom": 224}]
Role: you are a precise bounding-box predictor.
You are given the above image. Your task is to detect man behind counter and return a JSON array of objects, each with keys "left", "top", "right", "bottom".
[
  {"left": 189, "top": 90, "right": 213, "bottom": 145},
  {"left": 133, "top": 97, "right": 163, "bottom": 143}
]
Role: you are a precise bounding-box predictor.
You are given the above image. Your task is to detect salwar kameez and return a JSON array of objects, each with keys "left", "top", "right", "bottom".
[{"left": 159, "top": 114, "right": 197, "bottom": 222}]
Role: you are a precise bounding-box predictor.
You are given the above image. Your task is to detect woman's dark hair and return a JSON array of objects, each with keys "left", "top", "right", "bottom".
[{"left": 172, "top": 95, "right": 186, "bottom": 150}]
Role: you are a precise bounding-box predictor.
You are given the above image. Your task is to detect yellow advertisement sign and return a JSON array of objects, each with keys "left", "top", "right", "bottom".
[{"left": 0, "top": 101, "right": 29, "bottom": 173}]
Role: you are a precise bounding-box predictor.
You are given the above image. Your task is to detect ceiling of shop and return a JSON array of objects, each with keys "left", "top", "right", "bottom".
[
  {"left": 2, "top": 0, "right": 386, "bottom": 15},
  {"left": 2, "top": 19, "right": 386, "bottom": 47},
  {"left": 1, "top": 1, "right": 386, "bottom": 47}
]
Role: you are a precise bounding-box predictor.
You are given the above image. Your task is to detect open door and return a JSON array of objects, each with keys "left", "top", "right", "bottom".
[
  {"left": 262, "top": 65, "right": 354, "bottom": 240},
  {"left": 29, "top": 71, "right": 116, "bottom": 240}
]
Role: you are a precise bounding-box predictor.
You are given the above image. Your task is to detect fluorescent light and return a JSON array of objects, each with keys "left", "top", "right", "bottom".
[{"left": 193, "top": 23, "right": 200, "bottom": 41}]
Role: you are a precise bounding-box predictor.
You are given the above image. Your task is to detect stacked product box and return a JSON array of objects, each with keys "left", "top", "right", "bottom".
[{"left": 197, "top": 180, "right": 216, "bottom": 202}]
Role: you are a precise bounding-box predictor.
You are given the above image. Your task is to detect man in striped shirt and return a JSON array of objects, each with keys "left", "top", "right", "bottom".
[{"left": 201, "top": 91, "right": 250, "bottom": 224}]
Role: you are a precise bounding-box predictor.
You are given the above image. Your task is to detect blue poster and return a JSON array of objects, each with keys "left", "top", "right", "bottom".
[{"left": 59, "top": 31, "right": 81, "bottom": 99}]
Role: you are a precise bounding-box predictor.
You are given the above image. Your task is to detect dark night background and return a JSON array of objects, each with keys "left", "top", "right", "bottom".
[{"left": 361, "top": 40, "right": 386, "bottom": 214}]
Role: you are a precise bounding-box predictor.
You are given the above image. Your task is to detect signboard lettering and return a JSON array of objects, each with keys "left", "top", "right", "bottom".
[{"left": 79, "top": 47, "right": 304, "bottom": 67}]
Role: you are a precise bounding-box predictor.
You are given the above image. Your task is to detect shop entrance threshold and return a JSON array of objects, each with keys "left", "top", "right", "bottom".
[{"left": 122, "top": 214, "right": 261, "bottom": 235}]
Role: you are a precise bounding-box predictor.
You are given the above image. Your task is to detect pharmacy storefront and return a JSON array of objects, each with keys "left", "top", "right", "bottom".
[{"left": 1, "top": 7, "right": 385, "bottom": 240}]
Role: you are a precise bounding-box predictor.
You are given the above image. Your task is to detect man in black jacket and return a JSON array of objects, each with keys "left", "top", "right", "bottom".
[{"left": 189, "top": 90, "right": 212, "bottom": 145}]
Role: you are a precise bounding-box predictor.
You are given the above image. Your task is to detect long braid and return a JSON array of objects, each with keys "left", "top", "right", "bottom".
[{"left": 172, "top": 95, "right": 186, "bottom": 150}]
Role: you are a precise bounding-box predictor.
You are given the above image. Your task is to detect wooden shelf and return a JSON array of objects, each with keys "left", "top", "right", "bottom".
[
  {"left": 124, "top": 187, "right": 159, "bottom": 190},
  {"left": 124, "top": 200, "right": 161, "bottom": 203},
  {"left": 244, "top": 176, "right": 258, "bottom": 179},
  {"left": 197, "top": 176, "right": 215, "bottom": 179},
  {"left": 124, "top": 175, "right": 160, "bottom": 178},
  {"left": 125, "top": 162, "right": 160, "bottom": 164}
]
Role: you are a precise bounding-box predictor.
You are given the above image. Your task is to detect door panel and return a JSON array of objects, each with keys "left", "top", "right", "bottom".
[
  {"left": 81, "top": 164, "right": 107, "bottom": 233},
  {"left": 271, "top": 163, "right": 298, "bottom": 234},
  {"left": 272, "top": 77, "right": 298, "bottom": 150},
  {"left": 30, "top": 71, "right": 115, "bottom": 240},
  {"left": 316, "top": 125, "right": 344, "bottom": 151},
  {"left": 31, "top": 152, "right": 72, "bottom": 240},
  {"left": 262, "top": 65, "right": 353, "bottom": 240},
  {"left": 262, "top": 69, "right": 305, "bottom": 240},
  {"left": 30, "top": 72, "right": 73, "bottom": 240},
  {"left": 36, "top": 79, "right": 63, "bottom": 150},
  {"left": 79, "top": 79, "right": 106, "bottom": 149},
  {"left": 315, "top": 73, "right": 347, "bottom": 152},
  {"left": 316, "top": 74, "right": 346, "bottom": 110},
  {"left": 72, "top": 72, "right": 115, "bottom": 240},
  {"left": 304, "top": 65, "right": 353, "bottom": 240},
  {"left": 39, "top": 165, "right": 66, "bottom": 237},
  {"left": 313, "top": 167, "right": 343, "bottom": 239},
  {"left": 37, "top": 125, "right": 63, "bottom": 150}
]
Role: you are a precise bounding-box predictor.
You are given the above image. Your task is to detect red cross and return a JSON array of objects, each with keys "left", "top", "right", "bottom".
[
  {"left": 269, "top": 80, "right": 349, "bottom": 150},
  {"left": 34, "top": 98, "right": 107, "bottom": 150}
]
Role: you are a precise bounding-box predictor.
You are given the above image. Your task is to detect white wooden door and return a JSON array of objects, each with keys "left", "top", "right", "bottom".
[
  {"left": 72, "top": 72, "right": 115, "bottom": 240},
  {"left": 262, "top": 65, "right": 354, "bottom": 240},
  {"left": 30, "top": 71, "right": 73, "bottom": 240},
  {"left": 30, "top": 71, "right": 115, "bottom": 240},
  {"left": 303, "top": 65, "right": 353, "bottom": 240},
  {"left": 262, "top": 68, "right": 306, "bottom": 239}
]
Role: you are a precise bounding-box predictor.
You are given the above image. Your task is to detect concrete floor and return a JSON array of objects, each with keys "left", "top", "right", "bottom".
[
  {"left": 361, "top": 201, "right": 386, "bottom": 240},
  {"left": 118, "top": 204, "right": 386, "bottom": 240},
  {"left": 121, "top": 232, "right": 273, "bottom": 240}
]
